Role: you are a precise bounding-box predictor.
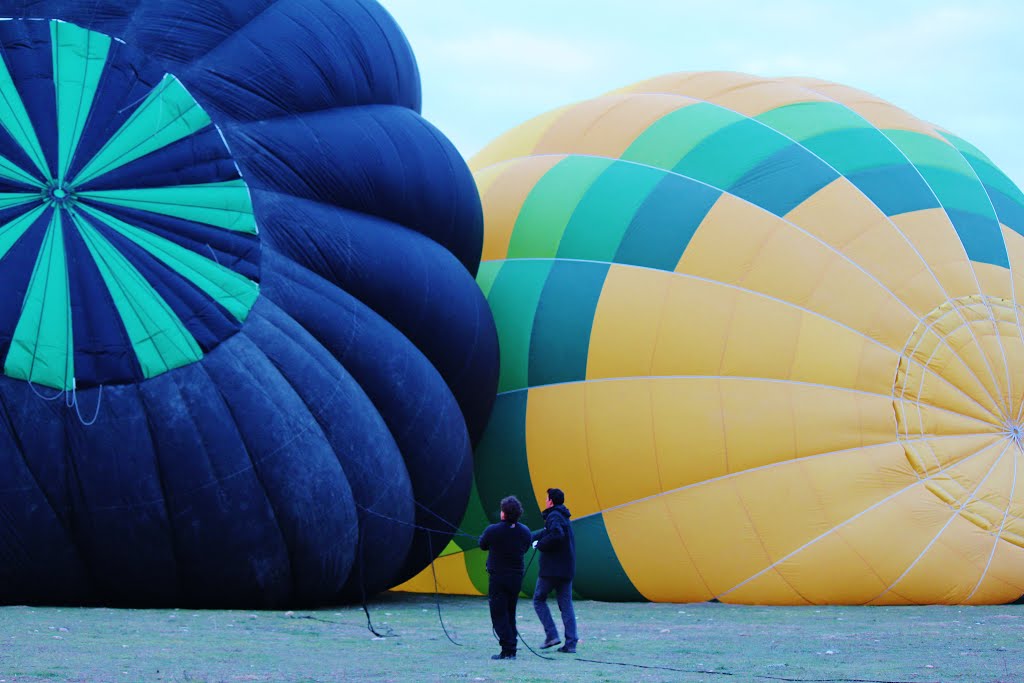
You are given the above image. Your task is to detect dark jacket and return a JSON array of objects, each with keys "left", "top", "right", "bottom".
[
  {"left": 479, "top": 521, "right": 532, "bottom": 576},
  {"left": 532, "top": 504, "right": 575, "bottom": 579}
]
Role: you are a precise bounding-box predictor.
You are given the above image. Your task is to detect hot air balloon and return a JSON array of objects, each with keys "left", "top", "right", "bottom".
[
  {"left": 398, "top": 71, "right": 1024, "bottom": 605},
  {"left": 0, "top": 0, "right": 498, "bottom": 607}
]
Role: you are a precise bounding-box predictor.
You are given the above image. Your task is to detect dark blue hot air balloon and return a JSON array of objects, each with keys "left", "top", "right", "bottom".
[{"left": 0, "top": 0, "right": 498, "bottom": 607}]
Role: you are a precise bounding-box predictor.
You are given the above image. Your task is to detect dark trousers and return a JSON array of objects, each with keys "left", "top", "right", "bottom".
[
  {"left": 488, "top": 573, "right": 522, "bottom": 653},
  {"left": 533, "top": 576, "right": 577, "bottom": 647}
]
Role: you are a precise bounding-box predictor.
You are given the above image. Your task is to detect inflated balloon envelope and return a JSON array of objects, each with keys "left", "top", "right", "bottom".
[
  {"left": 397, "top": 71, "right": 1024, "bottom": 605},
  {"left": 0, "top": 1, "right": 498, "bottom": 607}
]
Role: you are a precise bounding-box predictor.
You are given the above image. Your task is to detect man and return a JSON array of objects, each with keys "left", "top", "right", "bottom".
[
  {"left": 532, "top": 487, "right": 577, "bottom": 653},
  {"left": 478, "top": 495, "right": 532, "bottom": 660}
]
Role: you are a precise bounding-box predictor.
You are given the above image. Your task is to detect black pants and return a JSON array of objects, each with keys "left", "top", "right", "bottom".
[{"left": 488, "top": 572, "right": 522, "bottom": 653}]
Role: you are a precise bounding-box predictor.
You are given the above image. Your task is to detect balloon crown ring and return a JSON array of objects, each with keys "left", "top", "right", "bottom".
[
  {"left": 43, "top": 181, "right": 75, "bottom": 207},
  {"left": 0, "top": 18, "right": 260, "bottom": 391}
]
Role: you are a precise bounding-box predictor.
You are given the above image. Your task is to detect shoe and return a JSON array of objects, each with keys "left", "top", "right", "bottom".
[
  {"left": 540, "top": 638, "right": 561, "bottom": 649},
  {"left": 491, "top": 651, "right": 516, "bottom": 660},
  {"left": 556, "top": 645, "right": 576, "bottom": 654}
]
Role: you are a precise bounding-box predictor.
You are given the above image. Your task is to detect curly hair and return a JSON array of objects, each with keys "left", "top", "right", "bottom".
[{"left": 500, "top": 496, "right": 524, "bottom": 523}]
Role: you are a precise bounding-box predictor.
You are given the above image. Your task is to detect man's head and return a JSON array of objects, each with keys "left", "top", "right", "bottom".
[
  {"left": 500, "top": 495, "right": 523, "bottom": 523},
  {"left": 547, "top": 488, "right": 565, "bottom": 507}
]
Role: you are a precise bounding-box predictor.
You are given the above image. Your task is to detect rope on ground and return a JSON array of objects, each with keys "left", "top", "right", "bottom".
[
  {"left": 567, "top": 654, "right": 939, "bottom": 683},
  {"left": 512, "top": 549, "right": 554, "bottom": 661},
  {"left": 355, "top": 507, "right": 395, "bottom": 638}
]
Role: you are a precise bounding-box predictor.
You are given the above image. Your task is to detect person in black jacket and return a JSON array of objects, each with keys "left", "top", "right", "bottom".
[
  {"left": 478, "top": 495, "right": 532, "bottom": 660},
  {"left": 531, "top": 487, "right": 578, "bottom": 653}
]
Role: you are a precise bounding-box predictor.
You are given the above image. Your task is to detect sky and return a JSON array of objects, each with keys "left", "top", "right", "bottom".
[{"left": 377, "top": 0, "right": 1024, "bottom": 191}]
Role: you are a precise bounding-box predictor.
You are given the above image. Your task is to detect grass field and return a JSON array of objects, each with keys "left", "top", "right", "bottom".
[{"left": 0, "top": 591, "right": 1021, "bottom": 682}]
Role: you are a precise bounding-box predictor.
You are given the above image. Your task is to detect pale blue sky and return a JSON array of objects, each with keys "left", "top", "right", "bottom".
[{"left": 378, "top": 1, "right": 1023, "bottom": 190}]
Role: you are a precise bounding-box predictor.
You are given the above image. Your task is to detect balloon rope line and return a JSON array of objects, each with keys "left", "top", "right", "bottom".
[
  {"left": 117, "top": 89, "right": 152, "bottom": 115},
  {"left": 354, "top": 501, "right": 478, "bottom": 541},
  {"left": 355, "top": 510, "right": 393, "bottom": 639},
  {"left": 426, "top": 533, "right": 462, "bottom": 646},
  {"left": 512, "top": 549, "right": 554, "bottom": 660},
  {"left": 26, "top": 381, "right": 104, "bottom": 426},
  {"left": 72, "top": 385, "right": 103, "bottom": 426},
  {"left": 565, "top": 645, "right": 936, "bottom": 680},
  {"left": 27, "top": 380, "right": 64, "bottom": 401},
  {"left": 569, "top": 650, "right": 938, "bottom": 683},
  {"left": 414, "top": 499, "right": 478, "bottom": 538},
  {"left": 348, "top": 499, "right": 482, "bottom": 643}
]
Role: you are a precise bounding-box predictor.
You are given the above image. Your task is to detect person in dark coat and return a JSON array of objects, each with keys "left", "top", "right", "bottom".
[
  {"left": 531, "top": 487, "right": 578, "bottom": 653},
  {"left": 478, "top": 495, "right": 532, "bottom": 660}
]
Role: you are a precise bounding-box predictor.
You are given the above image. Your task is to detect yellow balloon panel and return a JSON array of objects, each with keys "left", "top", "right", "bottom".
[
  {"left": 476, "top": 156, "right": 565, "bottom": 261},
  {"left": 786, "top": 315, "right": 894, "bottom": 399},
  {"left": 588, "top": 264, "right": 900, "bottom": 394},
  {"left": 959, "top": 446, "right": 1018, "bottom": 529},
  {"left": 531, "top": 94, "right": 695, "bottom": 158},
  {"left": 647, "top": 379, "right": 730, "bottom": 487},
  {"left": 522, "top": 383, "right": 601, "bottom": 518},
  {"left": 917, "top": 303, "right": 1014, "bottom": 419},
  {"left": 890, "top": 209, "right": 984, "bottom": 300},
  {"left": 392, "top": 552, "right": 479, "bottom": 596},
  {"left": 706, "top": 81, "right": 826, "bottom": 118},
  {"left": 895, "top": 394, "right": 998, "bottom": 437},
  {"left": 785, "top": 180, "right": 951, "bottom": 315},
  {"left": 617, "top": 71, "right": 832, "bottom": 118},
  {"left": 567, "top": 378, "right": 661, "bottom": 512},
  {"left": 716, "top": 568, "right": 810, "bottom": 606},
  {"left": 585, "top": 265, "right": 674, "bottom": 379},
  {"left": 719, "top": 294, "right": 804, "bottom": 377},
  {"left": 761, "top": 532, "right": 890, "bottom": 605},
  {"left": 607, "top": 442, "right": 912, "bottom": 600},
  {"left": 613, "top": 71, "right": 763, "bottom": 98},
  {"left": 1002, "top": 227, "right": 1024, "bottom": 306},
  {"left": 729, "top": 461, "right": 863, "bottom": 561},
  {"left": 469, "top": 105, "right": 570, "bottom": 171},
  {"left": 601, "top": 497, "right": 716, "bottom": 603},
  {"left": 833, "top": 484, "right": 978, "bottom": 591},
  {"left": 895, "top": 334, "right": 1004, "bottom": 423},
  {"left": 526, "top": 377, "right": 901, "bottom": 521},
  {"left": 724, "top": 446, "right": 1011, "bottom": 606},
  {"left": 970, "top": 537, "right": 1024, "bottom": 603},
  {"left": 679, "top": 194, "right": 918, "bottom": 350},
  {"left": 901, "top": 436, "right": 1003, "bottom": 479},
  {"left": 644, "top": 478, "right": 777, "bottom": 595},
  {"left": 782, "top": 77, "right": 946, "bottom": 140},
  {"left": 717, "top": 382, "right": 823, "bottom": 474},
  {"left": 973, "top": 348, "right": 1015, "bottom": 414},
  {"left": 926, "top": 438, "right": 1011, "bottom": 500},
  {"left": 870, "top": 516, "right": 995, "bottom": 605}
]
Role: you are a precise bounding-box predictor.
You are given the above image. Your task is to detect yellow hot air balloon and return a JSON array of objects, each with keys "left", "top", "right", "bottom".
[{"left": 398, "top": 71, "right": 1024, "bottom": 605}]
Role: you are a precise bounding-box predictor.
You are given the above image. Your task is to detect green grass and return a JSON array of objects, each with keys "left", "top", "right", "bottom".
[{"left": 0, "top": 592, "right": 1021, "bottom": 682}]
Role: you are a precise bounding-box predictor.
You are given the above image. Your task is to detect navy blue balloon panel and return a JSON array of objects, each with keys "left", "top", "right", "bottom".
[{"left": 0, "top": 0, "right": 498, "bottom": 607}]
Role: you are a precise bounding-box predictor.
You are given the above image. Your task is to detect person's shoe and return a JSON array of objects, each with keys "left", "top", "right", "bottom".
[
  {"left": 491, "top": 651, "right": 516, "bottom": 660},
  {"left": 556, "top": 645, "right": 576, "bottom": 654},
  {"left": 540, "top": 638, "right": 561, "bottom": 649}
]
